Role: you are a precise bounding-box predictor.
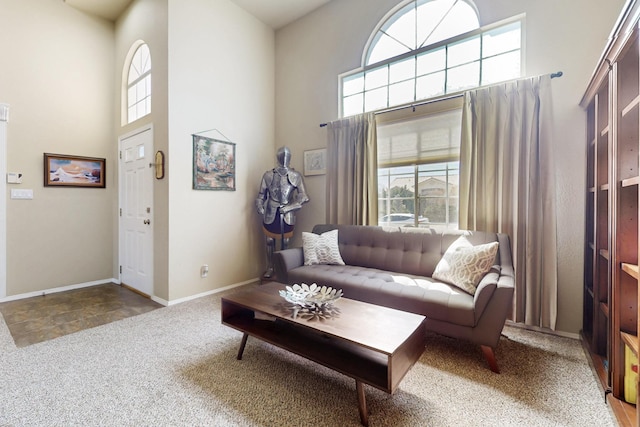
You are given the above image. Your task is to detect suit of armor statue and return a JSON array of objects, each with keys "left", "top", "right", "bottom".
[{"left": 256, "top": 146, "right": 309, "bottom": 278}]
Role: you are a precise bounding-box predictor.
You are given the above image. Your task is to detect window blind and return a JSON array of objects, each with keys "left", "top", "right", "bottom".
[
  {"left": 377, "top": 107, "right": 463, "bottom": 168},
  {"left": 376, "top": 99, "right": 462, "bottom": 168}
]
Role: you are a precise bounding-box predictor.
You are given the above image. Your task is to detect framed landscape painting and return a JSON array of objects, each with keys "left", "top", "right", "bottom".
[
  {"left": 44, "top": 153, "right": 106, "bottom": 188},
  {"left": 192, "top": 135, "right": 236, "bottom": 191}
]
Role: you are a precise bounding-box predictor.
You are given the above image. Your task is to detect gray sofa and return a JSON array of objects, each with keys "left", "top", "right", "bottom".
[{"left": 273, "top": 224, "right": 515, "bottom": 373}]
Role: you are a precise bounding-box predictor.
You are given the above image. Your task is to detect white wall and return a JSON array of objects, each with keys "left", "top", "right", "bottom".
[
  {"left": 167, "top": 0, "right": 275, "bottom": 301},
  {"left": 275, "top": 0, "right": 626, "bottom": 334},
  {"left": 0, "top": 0, "right": 275, "bottom": 303},
  {"left": 0, "top": 0, "right": 115, "bottom": 296},
  {"left": 0, "top": 104, "right": 7, "bottom": 298}
]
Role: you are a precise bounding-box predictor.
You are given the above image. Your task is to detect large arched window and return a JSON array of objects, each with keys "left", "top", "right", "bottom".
[
  {"left": 126, "top": 42, "right": 152, "bottom": 124},
  {"left": 341, "top": 0, "right": 522, "bottom": 117},
  {"left": 352, "top": 1, "right": 523, "bottom": 231}
]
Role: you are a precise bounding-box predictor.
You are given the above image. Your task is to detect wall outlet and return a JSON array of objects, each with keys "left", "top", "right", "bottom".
[{"left": 201, "top": 264, "right": 209, "bottom": 278}]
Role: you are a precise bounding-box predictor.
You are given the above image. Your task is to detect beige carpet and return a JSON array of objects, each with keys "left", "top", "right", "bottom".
[{"left": 0, "top": 285, "right": 615, "bottom": 426}]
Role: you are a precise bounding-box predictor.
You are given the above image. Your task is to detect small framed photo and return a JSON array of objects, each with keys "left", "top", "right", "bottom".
[
  {"left": 44, "top": 153, "right": 106, "bottom": 188},
  {"left": 304, "top": 148, "right": 326, "bottom": 176}
]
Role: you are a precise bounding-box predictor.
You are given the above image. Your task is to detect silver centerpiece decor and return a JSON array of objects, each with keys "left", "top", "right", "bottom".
[{"left": 279, "top": 283, "right": 342, "bottom": 320}]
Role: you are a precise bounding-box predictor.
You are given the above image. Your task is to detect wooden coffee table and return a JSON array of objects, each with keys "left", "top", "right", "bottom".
[{"left": 221, "top": 282, "right": 426, "bottom": 426}]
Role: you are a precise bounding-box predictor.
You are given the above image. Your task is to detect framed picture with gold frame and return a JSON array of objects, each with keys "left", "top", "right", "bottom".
[{"left": 44, "top": 153, "right": 106, "bottom": 188}]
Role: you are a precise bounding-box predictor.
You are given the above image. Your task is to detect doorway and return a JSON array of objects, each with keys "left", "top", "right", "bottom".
[{"left": 119, "top": 125, "right": 154, "bottom": 296}]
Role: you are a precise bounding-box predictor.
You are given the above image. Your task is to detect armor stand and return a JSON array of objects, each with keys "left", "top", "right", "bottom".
[{"left": 261, "top": 212, "right": 293, "bottom": 281}]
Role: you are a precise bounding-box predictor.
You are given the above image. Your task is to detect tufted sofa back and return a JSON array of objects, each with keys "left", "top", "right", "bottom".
[{"left": 311, "top": 224, "right": 502, "bottom": 278}]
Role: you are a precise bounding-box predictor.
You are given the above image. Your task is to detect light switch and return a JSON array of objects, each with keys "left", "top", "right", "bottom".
[{"left": 10, "top": 189, "right": 33, "bottom": 199}]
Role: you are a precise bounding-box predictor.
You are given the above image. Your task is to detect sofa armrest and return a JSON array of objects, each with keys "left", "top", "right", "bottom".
[
  {"left": 473, "top": 270, "right": 499, "bottom": 320},
  {"left": 474, "top": 267, "right": 515, "bottom": 321},
  {"left": 471, "top": 233, "right": 515, "bottom": 346},
  {"left": 273, "top": 248, "right": 304, "bottom": 284},
  {"left": 473, "top": 233, "right": 515, "bottom": 325},
  {"left": 473, "top": 233, "right": 515, "bottom": 332}
]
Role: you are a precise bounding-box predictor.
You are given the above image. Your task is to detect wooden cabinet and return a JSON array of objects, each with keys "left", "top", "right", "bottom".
[{"left": 582, "top": 1, "right": 640, "bottom": 425}]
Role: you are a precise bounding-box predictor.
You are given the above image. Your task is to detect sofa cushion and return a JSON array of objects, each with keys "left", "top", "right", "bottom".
[
  {"left": 312, "top": 225, "right": 443, "bottom": 276},
  {"left": 302, "top": 230, "right": 345, "bottom": 266},
  {"left": 432, "top": 236, "right": 499, "bottom": 295},
  {"left": 287, "top": 264, "right": 476, "bottom": 327}
]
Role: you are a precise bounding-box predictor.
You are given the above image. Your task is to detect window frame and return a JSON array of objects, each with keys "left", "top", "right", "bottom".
[
  {"left": 376, "top": 97, "right": 463, "bottom": 230},
  {"left": 125, "top": 42, "right": 152, "bottom": 125},
  {"left": 339, "top": 14, "right": 525, "bottom": 117},
  {"left": 341, "top": 3, "right": 525, "bottom": 230},
  {"left": 378, "top": 161, "right": 460, "bottom": 230},
  {"left": 363, "top": 0, "right": 481, "bottom": 66}
]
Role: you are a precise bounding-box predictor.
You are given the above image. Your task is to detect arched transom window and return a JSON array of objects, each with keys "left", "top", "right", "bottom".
[
  {"left": 341, "top": 0, "right": 522, "bottom": 117},
  {"left": 127, "top": 43, "right": 152, "bottom": 124},
  {"left": 366, "top": 0, "right": 479, "bottom": 65}
]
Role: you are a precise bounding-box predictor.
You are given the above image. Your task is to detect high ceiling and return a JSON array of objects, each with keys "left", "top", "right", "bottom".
[
  {"left": 63, "top": 0, "right": 331, "bottom": 29},
  {"left": 231, "top": 0, "right": 331, "bottom": 29},
  {"left": 64, "top": 0, "right": 134, "bottom": 22}
]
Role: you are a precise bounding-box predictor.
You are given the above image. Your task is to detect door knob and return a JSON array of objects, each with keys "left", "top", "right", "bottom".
[{"left": 143, "top": 219, "right": 151, "bottom": 225}]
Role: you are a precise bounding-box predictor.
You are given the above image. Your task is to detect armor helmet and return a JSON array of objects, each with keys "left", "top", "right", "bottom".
[{"left": 276, "top": 146, "right": 291, "bottom": 168}]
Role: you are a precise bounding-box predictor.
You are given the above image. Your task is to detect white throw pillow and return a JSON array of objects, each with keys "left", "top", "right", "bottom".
[
  {"left": 302, "top": 230, "right": 345, "bottom": 266},
  {"left": 432, "top": 235, "right": 499, "bottom": 295}
]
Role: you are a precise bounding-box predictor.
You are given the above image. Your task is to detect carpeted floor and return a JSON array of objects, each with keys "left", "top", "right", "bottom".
[{"left": 0, "top": 284, "right": 615, "bottom": 426}]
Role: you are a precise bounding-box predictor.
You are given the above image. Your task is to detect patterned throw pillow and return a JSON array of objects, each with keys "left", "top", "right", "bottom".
[
  {"left": 302, "top": 230, "right": 345, "bottom": 266},
  {"left": 432, "top": 236, "right": 499, "bottom": 295}
]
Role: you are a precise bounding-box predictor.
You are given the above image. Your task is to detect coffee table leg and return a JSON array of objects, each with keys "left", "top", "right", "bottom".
[
  {"left": 356, "top": 380, "right": 369, "bottom": 426},
  {"left": 237, "top": 333, "right": 249, "bottom": 360}
]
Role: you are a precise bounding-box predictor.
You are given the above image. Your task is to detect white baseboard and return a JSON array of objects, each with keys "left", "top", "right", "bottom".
[
  {"left": 0, "top": 278, "right": 119, "bottom": 303},
  {"left": 150, "top": 295, "right": 169, "bottom": 306},
  {"left": 157, "top": 278, "right": 259, "bottom": 307},
  {"left": 505, "top": 320, "right": 580, "bottom": 340},
  {"left": 0, "top": 277, "right": 259, "bottom": 307}
]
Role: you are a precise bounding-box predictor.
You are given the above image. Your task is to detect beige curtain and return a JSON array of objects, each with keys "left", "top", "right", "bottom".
[
  {"left": 326, "top": 112, "right": 378, "bottom": 225},
  {"left": 459, "top": 75, "right": 558, "bottom": 330}
]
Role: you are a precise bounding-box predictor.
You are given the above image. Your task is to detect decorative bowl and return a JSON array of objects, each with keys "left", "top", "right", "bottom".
[{"left": 279, "top": 283, "right": 343, "bottom": 308}]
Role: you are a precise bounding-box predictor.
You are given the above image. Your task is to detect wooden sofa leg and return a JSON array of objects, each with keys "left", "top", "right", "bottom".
[{"left": 481, "top": 345, "right": 500, "bottom": 373}]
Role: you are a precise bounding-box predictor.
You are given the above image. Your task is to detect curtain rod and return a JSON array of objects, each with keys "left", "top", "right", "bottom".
[{"left": 319, "top": 71, "right": 563, "bottom": 127}]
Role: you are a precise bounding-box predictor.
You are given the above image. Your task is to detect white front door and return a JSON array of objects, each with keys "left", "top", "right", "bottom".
[{"left": 119, "top": 126, "right": 154, "bottom": 296}]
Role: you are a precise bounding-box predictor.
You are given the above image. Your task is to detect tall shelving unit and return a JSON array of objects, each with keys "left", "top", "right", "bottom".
[
  {"left": 582, "top": 1, "right": 640, "bottom": 426},
  {"left": 583, "top": 77, "right": 611, "bottom": 383}
]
